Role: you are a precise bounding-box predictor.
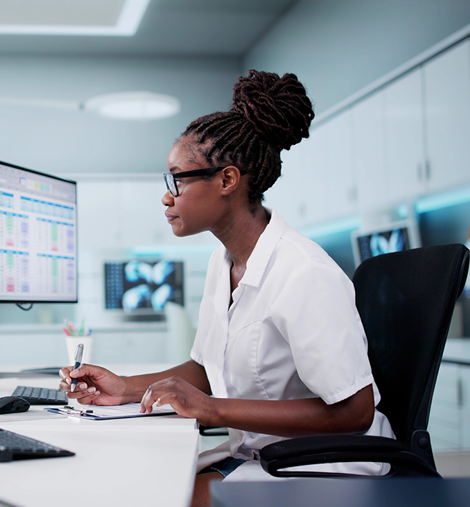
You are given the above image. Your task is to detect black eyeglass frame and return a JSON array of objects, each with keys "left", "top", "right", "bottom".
[{"left": 163, "top": 165, "right": 247, "bottom": 197}]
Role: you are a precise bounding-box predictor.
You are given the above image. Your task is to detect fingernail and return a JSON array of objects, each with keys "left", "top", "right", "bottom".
[
  {"left": 87, "top": 387, "right": 96, "bottom": 393},
  {"left": 79, "top": 383, "right": 87, "bottom": 389}
]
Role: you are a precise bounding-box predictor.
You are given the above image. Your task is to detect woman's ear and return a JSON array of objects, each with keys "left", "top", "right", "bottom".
[{"left": 220, "top": 165, "right": 242, "bottom": 195}]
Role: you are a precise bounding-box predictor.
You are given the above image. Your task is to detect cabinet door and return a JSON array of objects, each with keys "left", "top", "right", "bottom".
[
  {"left": 351, "top": 92, "right": 387, "bottom": 212},
  {"left": 322, "top": 109, "right": 357, "bottom": 218},
  {"left": 264, "top": 142, "right": 307, "bottom": 228},
  {"left": 428, "top": 363, "right": 461, "bottom": 450},
  {"left": 423, "top": 39, "right": 470, "bottom": 192},
  {"left": 118, "top": 180, "right": 168, "bottom": 248},
  {"left": 384, "top": 68, "right": 426, "bottom": 203},
  {"left": 77, "top": 181, "right": 121, "bottom": 249},
  {"left": 302, "top": 127, "right": 329, "bottom": 224},
  {"left": 461, "top": 367, "right": 470, "bottom": 449}
]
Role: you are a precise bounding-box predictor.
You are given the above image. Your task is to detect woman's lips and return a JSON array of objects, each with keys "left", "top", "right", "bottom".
[{"left": 165, "top": 211, "right": 178, "bottom": 223}]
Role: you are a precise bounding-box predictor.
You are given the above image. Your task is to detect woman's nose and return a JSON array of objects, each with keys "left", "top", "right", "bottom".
[{"left": 162, "top": 189, "right": 174, "bottom": 206}]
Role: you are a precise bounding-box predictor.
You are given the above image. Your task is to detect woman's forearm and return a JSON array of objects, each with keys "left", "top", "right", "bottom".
[{"left": 207, "top": 384, "right": 375, "bottom": 438}]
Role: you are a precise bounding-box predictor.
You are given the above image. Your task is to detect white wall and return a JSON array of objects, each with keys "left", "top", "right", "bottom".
[{"left": 244, "top": 0, "right": 470, "bottom": 115}]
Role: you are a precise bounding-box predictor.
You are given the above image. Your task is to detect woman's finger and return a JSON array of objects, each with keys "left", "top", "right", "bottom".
[
  {"left": 67, "top": 390, "right": 100, "bottom": 405},
  {"left": 59, "top": 366, "right": 74, "bottom": 385},
  {"left": 66, "top": 386, "right": 96, "bottom": 400}
]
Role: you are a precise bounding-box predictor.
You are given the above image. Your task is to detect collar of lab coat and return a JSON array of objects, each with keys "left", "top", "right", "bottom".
[{"left": 222, "top": 208, "right": 286, "bottom": 289}]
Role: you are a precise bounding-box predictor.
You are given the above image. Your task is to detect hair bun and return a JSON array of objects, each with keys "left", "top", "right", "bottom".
[{"left": 231, "top": 70, "right": 314, "bottom": 151}]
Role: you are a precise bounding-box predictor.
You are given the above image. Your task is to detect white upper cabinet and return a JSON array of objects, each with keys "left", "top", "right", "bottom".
[
  {"left": 351, "top": 91, "right": 387, "bottom": 212},
  {"left": 302, "top": 127, "right": 329, "bottom": 224},
  {"left": 77, "top": 180, "right": 171, "bottom": 251},
  {"left": 384, "top": 68, "right": 426, "bottom": 204},
  {"left": 423, "top": 39, "right": 470, "bottom": 193},
  {"left": 264, "top": 142, "right": 307, "bottom": 228},
  {"left": 118, "top": 180, "right": 168, "bottom": 248},
  {"left": 265, "top": 37, "right": 470, "bottom": 228},
  {"left": 322, "top": 108, "right": 357, "bottom": 219},
  {"left": 77, "top": 181, "right": 121, "bottom": 249}
]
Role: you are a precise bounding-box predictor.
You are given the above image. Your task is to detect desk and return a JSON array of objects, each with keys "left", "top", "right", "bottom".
[
  {"left": 211, "top": 477, "right": 470, "bottom": 507},
  {"left": 0, "top": 365, "right": 199, "bottom": 507}
]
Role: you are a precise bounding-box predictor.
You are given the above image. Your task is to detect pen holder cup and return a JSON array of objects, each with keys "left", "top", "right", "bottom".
[{"left": 65, "top": 336, "right": 93, "bottom": 366}]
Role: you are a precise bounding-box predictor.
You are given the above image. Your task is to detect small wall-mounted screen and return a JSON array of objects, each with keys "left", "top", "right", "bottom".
[
  {"left": 351, "top": 220, "right": 421, "bottom": 267},
  {"left": 104, "top": 259, "right": 184, "bottom": 313}
]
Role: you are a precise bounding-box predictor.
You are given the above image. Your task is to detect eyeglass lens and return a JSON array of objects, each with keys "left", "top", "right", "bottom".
[{"left": 164, "top": 173, "right": 178, "bottom": 196}]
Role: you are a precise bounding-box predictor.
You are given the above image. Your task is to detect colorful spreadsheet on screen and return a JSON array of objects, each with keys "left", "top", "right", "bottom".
[{"left": 0, "top": 163, "right": 77, "bottom": 302}]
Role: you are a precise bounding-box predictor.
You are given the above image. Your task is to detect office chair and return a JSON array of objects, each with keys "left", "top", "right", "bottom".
[{"left": 260, "top": 243, "right": 469, "bottom": 478}]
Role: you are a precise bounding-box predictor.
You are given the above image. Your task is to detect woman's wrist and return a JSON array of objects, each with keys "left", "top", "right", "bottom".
[
  {"left": 121, "top": 376, "right": 147, "bottom": 403},
  {"left": 202, "top": 396, "right": 223, "bottom": 428}
]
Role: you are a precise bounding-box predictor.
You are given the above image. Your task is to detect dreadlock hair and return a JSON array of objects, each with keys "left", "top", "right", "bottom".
[{"left": 179, "top": 70, "right": 314, "bottom": 209}]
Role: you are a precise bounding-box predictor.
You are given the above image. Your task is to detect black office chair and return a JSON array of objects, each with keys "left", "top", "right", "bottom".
[{"left": 260, "top": 244, "right": 469, "bottom": 478}]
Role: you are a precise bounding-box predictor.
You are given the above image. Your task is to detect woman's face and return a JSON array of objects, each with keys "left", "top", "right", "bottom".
[{"left": 161, "top": 139, "right": 226, "bottom": 238}]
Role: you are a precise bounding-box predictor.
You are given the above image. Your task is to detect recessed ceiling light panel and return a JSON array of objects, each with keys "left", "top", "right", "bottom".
[
  {"left": 0, "top": 0, "right": 151, "bottom": 36},
  {"left": 85, "top": 92, "right": 181, "bottom": 120}
]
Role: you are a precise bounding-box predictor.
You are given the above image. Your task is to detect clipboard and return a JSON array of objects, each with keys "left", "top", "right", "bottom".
[{"left": 44, "top": 403, "right": 176, "bottom": 420}]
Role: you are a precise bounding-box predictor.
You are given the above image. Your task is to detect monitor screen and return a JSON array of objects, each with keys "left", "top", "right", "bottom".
[
  {"left": 0, "top": 160, "right": 77, "bottom": 303},
  {"left": 351, "top": 220, "right": 421, "bottom": 267},
  {"left": 104, "top": 259, "right": 184, "bottom": 313}
]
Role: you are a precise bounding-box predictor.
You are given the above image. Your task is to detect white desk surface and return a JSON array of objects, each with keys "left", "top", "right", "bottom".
[{"left": 0, "top": 365, "right": 199, "bottom": 507}]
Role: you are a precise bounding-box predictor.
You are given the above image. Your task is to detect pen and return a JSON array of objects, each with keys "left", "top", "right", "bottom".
[{"left": 70, "top": 343, "right": 84, "bottom": 393}]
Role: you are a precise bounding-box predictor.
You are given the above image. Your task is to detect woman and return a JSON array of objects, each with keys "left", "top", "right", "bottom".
[{"left": 60, "top": 70, "right": 394, "bottom": 507}]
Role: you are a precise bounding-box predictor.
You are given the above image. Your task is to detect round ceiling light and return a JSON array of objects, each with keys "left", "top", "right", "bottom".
[{"left": 85, "top": 92, "right": 180, "bottom": 120}]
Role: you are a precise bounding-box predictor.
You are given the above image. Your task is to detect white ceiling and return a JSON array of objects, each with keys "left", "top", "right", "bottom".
[{"left": 0, "top": 0, "right": 297, "bottom": 57}]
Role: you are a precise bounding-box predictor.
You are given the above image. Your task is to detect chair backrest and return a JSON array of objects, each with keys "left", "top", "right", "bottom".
[{"left": 352, "top": 244, "right": 469, "bottom": 444}]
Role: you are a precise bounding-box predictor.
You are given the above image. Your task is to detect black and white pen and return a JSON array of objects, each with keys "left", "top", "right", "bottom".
[{"left": 70, "top": 343, "right": 84, "bottom": 393}]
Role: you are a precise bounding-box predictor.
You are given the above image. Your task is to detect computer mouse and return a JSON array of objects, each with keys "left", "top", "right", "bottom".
[{"left": 0, "top": 396, "right": 30, "bottom": 414}]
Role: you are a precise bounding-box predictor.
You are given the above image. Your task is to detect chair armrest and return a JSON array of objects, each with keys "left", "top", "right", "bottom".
[
  {"left": 260, "top": 435, "right": 440, "bottom": 478},
  {"left": 199, "top": 425, "right": 229, "bottom": 436}
]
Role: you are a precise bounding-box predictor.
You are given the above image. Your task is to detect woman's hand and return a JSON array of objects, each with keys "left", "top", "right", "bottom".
[
  {"left": 59, "top": 364, "right": 131, "bottom": 406},
  {"left": 140, "top": 376, "right": 215, "bottom": 426}
]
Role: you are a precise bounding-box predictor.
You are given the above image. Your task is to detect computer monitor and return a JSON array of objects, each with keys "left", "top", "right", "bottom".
[
  {"left": 351, "top": 219, "right": 421, "bottom": 267},
  {"left": 0, "top": 160, "right": 77, "bottom": 303},
  {"left": 104, "top": 259, "right": 184, "bottom": 313}
]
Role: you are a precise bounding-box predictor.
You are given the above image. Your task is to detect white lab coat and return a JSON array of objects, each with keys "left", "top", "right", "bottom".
[{"left": 192, "top": 210, "right": 394, "bottom": 480}]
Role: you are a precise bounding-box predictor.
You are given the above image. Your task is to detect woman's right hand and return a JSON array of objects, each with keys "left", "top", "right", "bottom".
[{"left": 59, "top": 364, "right": 130, "bottom": 406}]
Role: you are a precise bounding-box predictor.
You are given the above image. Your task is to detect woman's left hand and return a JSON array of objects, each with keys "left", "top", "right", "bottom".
[{"left": 140, "top": 376, "right": 215, "bottom": 425}]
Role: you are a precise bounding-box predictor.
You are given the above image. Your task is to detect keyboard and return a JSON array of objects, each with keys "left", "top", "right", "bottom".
[
  {"left": 12, "top": 386, "right": 68, "bottom": 405},
  {"left": 0, "top": 428, "right": 75, "bottom": 462}
]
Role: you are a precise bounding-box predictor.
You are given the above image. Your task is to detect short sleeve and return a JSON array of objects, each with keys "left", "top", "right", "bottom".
[{"left": 270, "top": 260, "right": 373, "bottom": 405}]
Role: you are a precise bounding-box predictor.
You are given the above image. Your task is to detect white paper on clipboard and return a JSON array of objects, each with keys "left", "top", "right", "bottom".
[{"left": 44, "top": 403, "right": 175, "bottom": 420}]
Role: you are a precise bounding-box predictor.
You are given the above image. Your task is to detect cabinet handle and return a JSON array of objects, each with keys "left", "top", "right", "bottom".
[
  {"left": 349, "top": 186, "right": 358, "bottom": 202},
  {"left": 417, "top": 162, "right": 423, "bottom": 181},
  {"left": 425, "top": 159, "right": 431, "bottom": 180},
  {"left": 457, "top": 377, "right": 463, "bottom": 408}
]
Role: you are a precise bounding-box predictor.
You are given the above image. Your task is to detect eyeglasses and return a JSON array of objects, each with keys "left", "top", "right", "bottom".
[{"left": 163, "top": 166, "right": 247, "bottom": 197}]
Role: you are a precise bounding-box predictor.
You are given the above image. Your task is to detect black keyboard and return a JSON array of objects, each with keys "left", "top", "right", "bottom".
[
  {"left": 12, "top": 386, "right": 68, "bottom": 405},
  {"left": 0, "top": 428, "right": 75, "bottom": 462}
]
